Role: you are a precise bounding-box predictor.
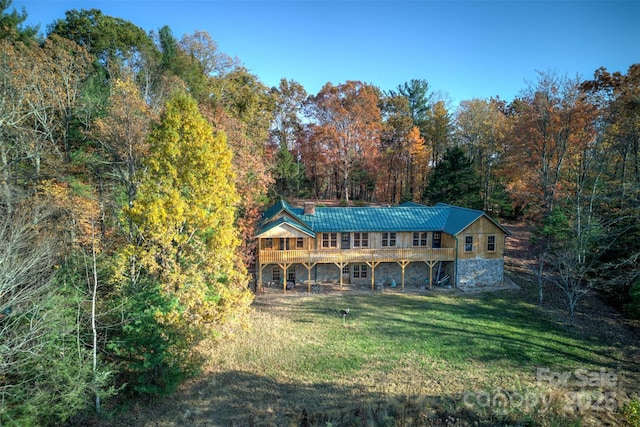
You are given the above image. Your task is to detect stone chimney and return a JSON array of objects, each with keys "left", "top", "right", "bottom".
[{"left": 303, "top": 202, "right": 315, "bottom": 215}]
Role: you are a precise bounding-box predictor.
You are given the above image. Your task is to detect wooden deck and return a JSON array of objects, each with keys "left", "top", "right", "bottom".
[{"left": 258, "top": 247, "right": 455, "bottom": 265}]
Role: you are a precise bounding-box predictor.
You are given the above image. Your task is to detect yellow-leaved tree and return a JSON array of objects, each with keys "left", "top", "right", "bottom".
[{"left": 113, "top": 92, "right": 252, "bottom": 395}]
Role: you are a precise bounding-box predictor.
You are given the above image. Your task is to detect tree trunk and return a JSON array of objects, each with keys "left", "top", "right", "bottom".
[{"left": 91, "top": 223, "right": 101, "bottom": 414}]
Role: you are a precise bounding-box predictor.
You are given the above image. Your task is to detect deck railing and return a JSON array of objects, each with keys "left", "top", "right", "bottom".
[{"left": 258, "top": 247, "right": 455, "bottom": 265}]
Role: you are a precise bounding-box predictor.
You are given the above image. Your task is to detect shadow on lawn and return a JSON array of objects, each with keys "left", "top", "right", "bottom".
[
  {"left": 112, "top": 370, "right": 369, "bottom": 426},
  {"left": 263, "top": 291, "right": 624, "bottom": 370},
  {"left": 114, "top": 369, "right": 554, "bottom": 427},
  {"left": 378, "top": 293, "right": 625, "bottom": 369}
]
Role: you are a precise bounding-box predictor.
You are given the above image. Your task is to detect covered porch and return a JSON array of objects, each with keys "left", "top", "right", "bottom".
[{"left": 257, "top": 247, "right": 456, "bottom": 293}]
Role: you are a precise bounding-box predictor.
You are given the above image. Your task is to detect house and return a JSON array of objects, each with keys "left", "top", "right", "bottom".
[{"left": 255, "top": 199, "right": 510, "bottom": 292}]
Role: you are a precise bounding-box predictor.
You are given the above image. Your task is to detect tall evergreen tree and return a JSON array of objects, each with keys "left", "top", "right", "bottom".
[
  {"left": 423, "top": 146, "right": 482, "bottom": 209},
  {"left": 158, "top": 25, "right": 178, "bottom": 72},
  {"left": 272, "top": 143, "right": 303, "bottom": 197},
  {"left": 391, "top": 78, "right": 431, "bottom": 132},
  {"left": 49, "top": 8, "right": 153, "bottom": 67},
  {"left": 0, "top": 0, "right": 38, "bottom": 42}
]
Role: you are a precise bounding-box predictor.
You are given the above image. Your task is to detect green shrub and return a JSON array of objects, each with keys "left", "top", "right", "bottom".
[
  {"left": 623, "top": 398, "right": 640, "bottom": 427},
  {"left": 107, "top": 280, "right": 190, "bottom": 397},
  {"left": 0, "top": 291, "right": 99, "bottom": 426}
]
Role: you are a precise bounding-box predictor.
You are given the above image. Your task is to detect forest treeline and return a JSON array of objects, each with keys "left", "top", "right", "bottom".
[{"left": 0, "top": 1, "right": 638, "bottom": 424}]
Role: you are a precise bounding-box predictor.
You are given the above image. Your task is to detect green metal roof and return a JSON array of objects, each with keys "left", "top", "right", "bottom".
[
  {"left": 258, "top": 200, "right": 509, "bottom": 236},
  {"left": 263, "top": 199, "right": 296, "bottom": 220},
  {"left": 255, "top": 216, "right": 316, "bottom": 238},
  {"left": 444, "top": 208, "right": 483, "bottom": 235},
  {"left": 435, "top": 203, "right": 510, "bottom": 236},
  {"left": 295, "top": 206, "right": 449, "bottom": 232}
]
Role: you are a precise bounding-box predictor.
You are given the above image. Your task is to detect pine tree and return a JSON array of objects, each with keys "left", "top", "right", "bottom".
[{"left": 424, "top": 146, "right": 482, "bottom": 209}]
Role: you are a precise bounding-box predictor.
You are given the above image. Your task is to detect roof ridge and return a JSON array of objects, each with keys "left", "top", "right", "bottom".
[{"left": 435, "top": 202, "right": 483, "bottom": 213}]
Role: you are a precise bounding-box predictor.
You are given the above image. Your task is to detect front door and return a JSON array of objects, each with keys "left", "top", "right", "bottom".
[{"left": 342, "top": 264, "right": 350, "bottom": 284}]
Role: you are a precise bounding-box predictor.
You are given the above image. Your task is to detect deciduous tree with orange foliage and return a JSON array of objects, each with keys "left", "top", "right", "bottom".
[
  {"left": 202, "top": 66, "right": 275, "bottom": 268},
  {"left": 296, "top": 122, "right": 331, "bottom": 199},
  {"left": 455, "top": 98, "right": 511, "bottom": 213},
  {"left": 0, "top": 34, "right": 92, "bottom": 188},
  {"left": 504, "top": 71, "right": 597, "bottom": 220},
  {"left": 305, "top": 81, "right": 382, "bottom": 202},
  {"left": 378, "top": 93, "right": 425, "bottom": 203},
  {"left": 580, "top": 65, "right": 640, "bottom": 300},
  {"left": 92, "top": 75, "right": 152, "bottom": 218},
  {"left": 505, "top": 71, "right": 602, "bottom": 323},
  {"left": 424, "top": 100, "right": 453, "bottom": 167}
]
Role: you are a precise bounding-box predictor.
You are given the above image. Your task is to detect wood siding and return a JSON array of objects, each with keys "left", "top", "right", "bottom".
[
  {"left": 260, "top": 231, "right": 452, "bottom": 251},
  {"left": 457, "top": 217, "right": 506, "bottom": 259}
]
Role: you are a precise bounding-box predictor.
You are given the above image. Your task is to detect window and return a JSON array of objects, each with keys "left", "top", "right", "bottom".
[
  {"left": 382, "top": 232, "right": 396, "bottom": 247},
  {"left": 487, "top": 235, "right": 496, "bottom": 252},
  {"left": 279, "top": 238, "right": 290, "bottom": 250},
  {"left": 272, "top": 266, "right": 281, "bottom": 282},
  {"left": 287, "top": 266, "right": 296, "bottom": 282},
  {"left": 322, "top": 233, "right": 337, "bottom": 248},
  {"left": 354, "top": 232, "right": 369, "bottom": 247},
  {"left": 413, "top": 232, "right": 428, "bottom": 247},
  {"left": 465, "top": 235, "right": 474, "bottom": 252},
  {"left": 352, "top": 264, "right": 368, "bottom": 279},
  {"left": 432, "top": 232, "right": 442, "bottom": 248},
  {"left": 353, "top": 265, "right": 361, "bottom": 278},
  {"left": 342, "top": 265, "right": 350, "bottom": 275},
  {"left": 264, "top": 238, "right": 273, "bottom": 249},
  {"left": 341, "top": 233, "right": 350, "bottom": 249},
  {"left": 296, "top": 237, "right": 304, "bottom": 249}
]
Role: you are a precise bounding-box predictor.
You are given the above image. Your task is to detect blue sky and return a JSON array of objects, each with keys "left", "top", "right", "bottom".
[{"left": 13, "top": 0, "right": 640, "bottom": 106}]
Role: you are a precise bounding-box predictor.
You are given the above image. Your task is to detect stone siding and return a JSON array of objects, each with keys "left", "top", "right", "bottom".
[
  {"left": 268, "top": 258, "right": 504, "bottom": 290},
  {"left": 456, "top": 258, "right": 504, "bottom": 289},
  {"left": 311, "top": 262, "right": 453, "bottom": 288}
]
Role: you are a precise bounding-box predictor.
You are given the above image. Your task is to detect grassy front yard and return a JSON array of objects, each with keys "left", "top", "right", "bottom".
[{"left": 118, "top": 286, "right": 636, "bottom": 426}]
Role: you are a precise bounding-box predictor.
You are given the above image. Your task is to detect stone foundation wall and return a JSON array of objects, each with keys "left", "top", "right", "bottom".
[
  {"left": 456, "top": 258, "right": 504, "bottom": 289},
  {"left": 310, "top": 262, "right": 453, "bottom": 288},
  {"left": 265, "top": 258, "right": 504, "bottom": 290}
]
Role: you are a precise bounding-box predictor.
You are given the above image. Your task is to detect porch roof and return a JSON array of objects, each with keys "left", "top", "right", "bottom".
[{"left": 255, "top": 216, "right": 316, "bottom": 238}]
